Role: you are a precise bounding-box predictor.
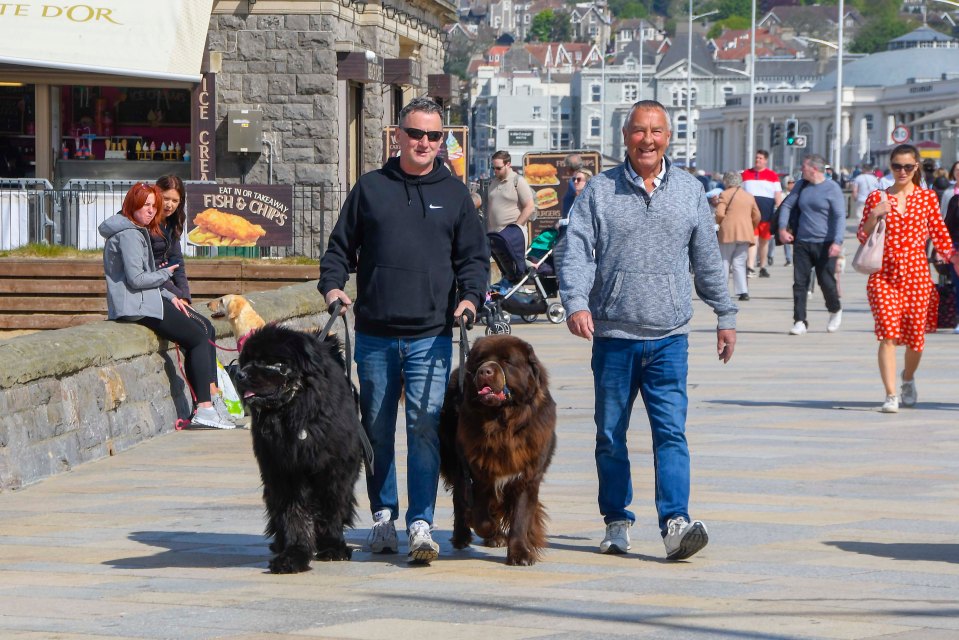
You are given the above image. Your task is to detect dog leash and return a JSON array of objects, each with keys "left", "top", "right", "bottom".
[
  {"left": 323, "top": 299, "right": 373, "bottom": 470},
  {"left": 457, "top": 311, "right": 473, "bottom": 392},
  {"left": 321, "top": 299, "right": 352, "bottom": 369}
]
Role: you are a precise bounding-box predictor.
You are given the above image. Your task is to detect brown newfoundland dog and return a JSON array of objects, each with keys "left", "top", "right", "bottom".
[{"left": 439, "top": 334, "right": 557, "bottom": 566}]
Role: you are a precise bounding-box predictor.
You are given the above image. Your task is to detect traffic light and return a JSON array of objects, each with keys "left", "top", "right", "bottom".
[
  {"left": 785, "top": 118, "right": 799, "bottom": 146},
  {"left": 770, "top": 124, "right": 781, "bottom": 147}
]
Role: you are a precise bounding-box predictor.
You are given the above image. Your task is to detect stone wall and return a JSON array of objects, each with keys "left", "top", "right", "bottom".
[{"left": 0, "top": 282, "right": 336, "bottom": 492}]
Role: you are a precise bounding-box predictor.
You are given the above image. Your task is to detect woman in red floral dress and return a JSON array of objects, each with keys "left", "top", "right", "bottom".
[{"left": 859, "top": 144, "right": 959, "bottom": 413}]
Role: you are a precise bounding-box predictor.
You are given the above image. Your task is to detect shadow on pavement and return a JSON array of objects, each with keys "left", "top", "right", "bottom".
[
  {"left": 825, "top": 540, "right": 959, "bottom": 565},
  {"left": 374, "top": 592, "right": 812, "bottom": 638},
  {"left": 104, "top": 531, "right": 267, "bottom": 570},
  {"left": 705, "top": 399, "right": 959, "bottom": 411}
]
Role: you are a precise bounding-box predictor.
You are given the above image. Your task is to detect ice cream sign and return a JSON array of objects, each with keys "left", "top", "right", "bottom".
[{"left": 383, "top": 125, "right": 470, "bottom": 184}]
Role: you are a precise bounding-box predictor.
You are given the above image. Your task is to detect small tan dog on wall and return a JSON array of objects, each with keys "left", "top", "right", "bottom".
[{"left": 207, "top": 294, "right": 266, "bottom": 342}]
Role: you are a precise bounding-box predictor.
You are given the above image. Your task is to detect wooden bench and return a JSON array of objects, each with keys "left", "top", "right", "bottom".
[{"left": 0, "top": 259, "right": 319, "bottom": 330}]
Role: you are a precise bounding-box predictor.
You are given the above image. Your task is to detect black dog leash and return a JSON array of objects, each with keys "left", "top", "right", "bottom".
[
  {"left": 323, "top": 299, "right": 373, "bottom": 470},
  {"left": 457, "top": 309, "right": 475, "bottom": 392}
]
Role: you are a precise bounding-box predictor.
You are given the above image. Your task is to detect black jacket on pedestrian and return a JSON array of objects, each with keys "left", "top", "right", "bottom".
[{"left": 319, "top": 157, "right": 489, "bottom": 338}]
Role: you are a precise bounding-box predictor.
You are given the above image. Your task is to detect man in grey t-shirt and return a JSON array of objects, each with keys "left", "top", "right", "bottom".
[{"left": 777, "top": 154, "right": 846, "bottom": 336}]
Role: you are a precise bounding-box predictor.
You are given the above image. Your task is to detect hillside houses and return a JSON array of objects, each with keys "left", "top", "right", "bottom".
[{"left": 460, "top": 4, "right": 957, "bottom": 175}]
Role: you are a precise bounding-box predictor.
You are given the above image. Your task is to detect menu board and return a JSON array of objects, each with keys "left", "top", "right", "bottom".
[
  {"left": 186, "top": 183, "right": 294, "bottom": 248},
  {"left": 522, "top": 151, "right": 601, "bottom": 237},
  {"left": 382, "top": 126, "right": 469, "bottom": 184}
]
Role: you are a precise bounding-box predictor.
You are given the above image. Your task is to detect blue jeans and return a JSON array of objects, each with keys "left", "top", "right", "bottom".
[
  {"left": 592, "top": 334, "right": 691, "bottom": 535},
  {"left": 355, "top": 332, "right": 452, "bottom": 528}
]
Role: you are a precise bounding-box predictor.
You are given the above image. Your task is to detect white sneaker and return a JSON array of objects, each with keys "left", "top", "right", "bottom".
[
  {"left": 900, "top": 374, "right": 917, "bottom": 407},
  {"left": 881, "top": 395, "right": 899, "bottom": 413},
  {"left": 789, "top": 321, "right": 807, "bottom": 335},
  {"left": 368, "top": 509, "right": 398, "bottom": 553},
  {"left": 407, "top": 520, "right": 439, "bottom": 564},
  {"left": 664, "top": 516, "right": 709, "bottom": 560},
  {"left": 953, "top": 323, "right": 959, "bottom": 334},
  {"left": 192, "top": 405, "right": 236, "bottom": 429},
  {"left": 826, "top": 310, "right": 843, "bottom": 333},
  {"left": 211, "top": 394, "right": 239, "bottom": 426},
  {"left": 599, "top": 520, "right": 631, "bottom": 554}
]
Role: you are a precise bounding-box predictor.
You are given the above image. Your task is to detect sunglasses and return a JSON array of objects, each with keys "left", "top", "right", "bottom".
[
  {"left": 573, "top": 177, "right": 586, "bottom": 183},
  {"left": 891, "top": 163, "right": 916, "bottom": 173},
  {"left": 492, "top": 164, "right": 506, "bottom": 171},
  {"left": 402, "top": 127, "right": 443, "bottom": 142}
]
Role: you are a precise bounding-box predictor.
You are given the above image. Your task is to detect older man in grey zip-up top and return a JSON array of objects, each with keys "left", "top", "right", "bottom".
[{"left": 556, "top": 100, "right": 737, "bottom": 561}]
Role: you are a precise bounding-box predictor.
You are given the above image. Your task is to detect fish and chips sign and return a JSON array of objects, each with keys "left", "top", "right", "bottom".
[{"left": 186, "top": 184, "right": 294, "bottom": 247}]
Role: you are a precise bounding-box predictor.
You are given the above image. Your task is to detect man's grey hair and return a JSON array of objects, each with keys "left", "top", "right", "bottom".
[
  {"left": 623, "top": 100, "right": 671, "bottom": 132},
  {"left": 803, "top": 154, "right": 827, "bottom": 173},
  {"left": 398, "top": 97, "right": 443, "bottom": 126},
  {"left": 565, "top": 153, "right": 583, "bottom": 172}
]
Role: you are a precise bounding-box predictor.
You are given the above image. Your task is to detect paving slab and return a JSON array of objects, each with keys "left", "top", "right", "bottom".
[{"left": 1, "top": 227, "right": 958, "bottom": 639}]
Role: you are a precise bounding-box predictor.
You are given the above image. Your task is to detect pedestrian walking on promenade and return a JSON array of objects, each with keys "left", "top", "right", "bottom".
[
  {"left": 320, "top": 97, "right": 490, "bottom": 563},
  {"left": 487, "top": 150, "right": 536, "bottom": 246},
  {"left": 556, "top": 99, "right": 737, "bottom": 561},
  {"left": 741, "top": 149, "right": 783, "bottom": 278},
  {"left": 777, "top": 154, "right": 846, "bottom": 336},
  {"left": 858, "top": 144, "right": 959, "bottom": 413},
  {"left": 714, "top": 171, "right": 761, "bottom": 302}
]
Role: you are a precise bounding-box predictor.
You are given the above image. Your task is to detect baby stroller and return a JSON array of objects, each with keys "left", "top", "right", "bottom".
[{"left": 480, "top": 224, "right": 566, "bottom": 335}]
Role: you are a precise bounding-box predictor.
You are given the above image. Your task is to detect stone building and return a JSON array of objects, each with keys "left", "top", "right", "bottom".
[{"left": 208, "top": 0, "right": 456, "bottom": 189}]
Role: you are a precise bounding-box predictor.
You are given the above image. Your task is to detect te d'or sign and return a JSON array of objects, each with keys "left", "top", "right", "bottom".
[{"left": 186, "top": 184, "right": 294, "bottom": 248}]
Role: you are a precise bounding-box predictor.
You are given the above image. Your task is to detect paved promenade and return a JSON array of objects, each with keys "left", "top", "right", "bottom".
[{"left": 2, "top": 238, "right": 959, "bottom": 639}]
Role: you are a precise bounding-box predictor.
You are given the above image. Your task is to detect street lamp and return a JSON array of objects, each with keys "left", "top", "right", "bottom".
[
  {"left": 686, "top": 2, "right": 718, "bottom": 167},
  {"left": 805, "top": 23, "right": 843, "bottom": 173},
  {"left": 748, "top": 0, "right": 756, "bottom": 166},
  {"left": 718, "top": 61, "right": 754, "bottom": 167}
]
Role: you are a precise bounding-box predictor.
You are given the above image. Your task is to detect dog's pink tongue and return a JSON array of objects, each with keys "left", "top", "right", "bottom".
[
  {"left": 243, "top": 391, "right": 256, "bottom": 398},
  {"left": 478, "top": 386, "right": 493, "bottom": 396}
]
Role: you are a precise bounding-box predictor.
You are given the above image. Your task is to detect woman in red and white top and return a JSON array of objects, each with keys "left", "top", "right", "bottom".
[{"left": 858, "top": 144, "right": 959, "bottom": 413}]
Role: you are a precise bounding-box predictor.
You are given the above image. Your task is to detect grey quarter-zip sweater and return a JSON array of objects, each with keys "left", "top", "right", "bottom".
[{"left": 555, "top": 157, "right": 737, "bottom": 340}]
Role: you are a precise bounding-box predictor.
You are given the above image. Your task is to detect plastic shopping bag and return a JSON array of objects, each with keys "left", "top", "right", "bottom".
[{"left": 216, "top": 359, "right": 245, "bottom": 419}]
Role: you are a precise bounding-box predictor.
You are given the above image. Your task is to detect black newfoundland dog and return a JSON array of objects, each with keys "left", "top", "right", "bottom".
[
  {"left": 440, "top": 334, "right": 557, "bottom": 566},
  {"left": 235, "top": 324, "right": 366, "bottom": 574}
]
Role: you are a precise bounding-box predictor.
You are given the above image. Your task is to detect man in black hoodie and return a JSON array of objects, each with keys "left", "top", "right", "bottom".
[{"left": 320, "top": 97, "right": 489, "bottom": 564}]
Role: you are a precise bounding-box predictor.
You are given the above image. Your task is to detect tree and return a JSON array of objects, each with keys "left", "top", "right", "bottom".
[
  {"left": 552, "top": 11, "right": 573, "bottom": 41},
  {"left": 849, "top": 13, "right": 917, "bottom": 53},
  {"left": 713, "top": 0, "right": 751, "bottom": 20},
  {"left": 608, "top": 0, "right": 648, "bottom": 19},
  {"left": 708, "top": 15, "right": 748, "bottom": 39},
  {"left": 528, "top": 9, "right": 573, "bottom": 42},
  {"left": 529, "top": 10, "right": 555, "bottom": 42},
  {"left": 444, "top": 24, "right": 497, "bottom": 80}
]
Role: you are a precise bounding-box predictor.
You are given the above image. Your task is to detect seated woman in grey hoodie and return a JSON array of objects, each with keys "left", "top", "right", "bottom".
[{"left": 99, "top": 182, "right": 234, "bottom": 429}]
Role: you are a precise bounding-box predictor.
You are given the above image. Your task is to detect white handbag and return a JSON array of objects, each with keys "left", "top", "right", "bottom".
[{"left": 852, "top": 192, "right": 887, "bottom": 275}]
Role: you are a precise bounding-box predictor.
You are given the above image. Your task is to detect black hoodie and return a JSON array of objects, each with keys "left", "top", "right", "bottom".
[{"left": 319, "top": 157, "right": 489, "bottom": 338}]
